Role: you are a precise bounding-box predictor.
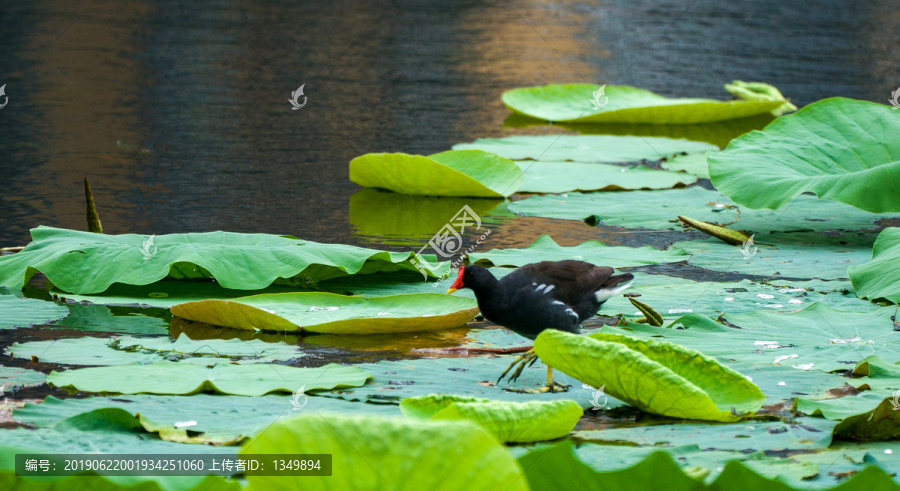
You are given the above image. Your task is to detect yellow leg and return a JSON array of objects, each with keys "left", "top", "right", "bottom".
[{"left": 500, "top": 356, "right": 571, "bottom": 393}]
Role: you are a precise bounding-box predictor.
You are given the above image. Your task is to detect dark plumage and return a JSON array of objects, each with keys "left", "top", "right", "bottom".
[{"left": 447, "top": 260, "right": 634, "bottom": 340}]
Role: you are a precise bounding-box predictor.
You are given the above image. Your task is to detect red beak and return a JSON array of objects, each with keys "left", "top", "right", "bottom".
[{"left": 446, "top": 267, "right": 465, "bottom": 294}]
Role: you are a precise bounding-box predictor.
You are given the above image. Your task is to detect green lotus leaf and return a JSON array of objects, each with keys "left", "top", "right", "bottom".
[
  {"left": 660, "top": 152, "right": 711, "bottom": 178},
  {"left": 240, "top": 413, "right": 528, "bottom": 491},
  {"left": 0, "top": 227, "right": 447, "bottom": 294},
  {"left": 533, "top": 330, "right": 764, "bottom": 422},
  {"left": 849, "top": 227, "right": 900, "bottom": 303},
  {"left": 0, "top": 294, "right": 68, "bottom": 329},
  {"left": 515, "top": 160, "right": 697, "bottom": 193},
  {"left": 61, "top": 407, "right": 245, "bottom": 445},
  {"left": 349, "top": 150, "right": 523, "bottom": 197},
  {"left": 468, "top": 234, "right": 688, "bottom": 269},
  {"left": 400, "top": 394, "right": 582, "bottom": 443},
  {"left": 672, "top": 232, "right": 877, "bottom": 280},
  {"left": 9, "top": 333, "right": 306, "bottom": 366},
  {"left": 709, "top": 98, "right": 900, "bottom": 213},
  {"left": 795, "top": 392, "right": 900, "bottom": 441},
  {"left": 503, "top": 112, "right": 775, "bottom": 148},
  {"left": 500, "top": 83, "right": 789, "bottom": 123},
  {"left": 47, "top": 363, "right": 371, "bottom": 396},
  {"left": 170, "top": 292, "right": 478, "bottom": 334},
  {"left": 454, "top": 134, "right": 716, "bottom": 162},
  {"left": 0, "top": 366, "right": 46, "bottom": 390},
  {"left": 507, "top": 188, "right": 900, "bottom": 232}
]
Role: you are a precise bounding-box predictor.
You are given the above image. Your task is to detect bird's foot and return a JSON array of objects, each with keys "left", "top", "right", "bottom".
[
  {"left": 497, "top": 351, "right": 538, "bottom": 384},
  {"left": 504, "top": 381, "right": 571, "bottom": 394}
]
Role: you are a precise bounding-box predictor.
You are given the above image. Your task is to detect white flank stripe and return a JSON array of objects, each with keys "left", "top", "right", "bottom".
[{"left": 543, "top": 284, "right": 555, "bottom": 294}]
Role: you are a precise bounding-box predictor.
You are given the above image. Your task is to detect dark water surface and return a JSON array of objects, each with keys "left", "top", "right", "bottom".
[{"left": 1, "top": 0, "right": 898, "bottom": 249}]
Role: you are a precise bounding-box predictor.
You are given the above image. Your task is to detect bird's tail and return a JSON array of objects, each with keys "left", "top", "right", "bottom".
[{"left": 594, "top": 273, "right": 634, "bottom": 303}]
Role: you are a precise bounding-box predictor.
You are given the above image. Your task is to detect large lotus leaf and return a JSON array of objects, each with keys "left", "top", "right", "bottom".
[
  {"left": 0, "top": 226, "right": 447, "bottom": 294},
  {"left": 849, "top": 227, "right": 900, "bottom": 302},
  {"left": 47, "top": 363, "right": 371, "bottom": 396},
  {"left": 468, "top": 234, "right": 688, "bottom": 268},
  {"left": 14, "top": 394, "right": 400, "bottom": 437},
  {"left": 454, "top": 134, "right": 716, "bottom": 162},
  {"left": 170, "top": 292, "right": 478, "bottom": 334},
  {"left": 0, "top": 294, "right": 68, "bottom": 329},
  {"left": 240, "top": 413, "right": 528, "bottom": 491},
  {"left": 534, "top": 330, "right": 764, "bottom": 422},
  {"left": 709, "top": 98, "right": 900, "bottom": 213},
  {"left": 672, "top": 232, "right": 876, "bottom": 280},
  {"left": 500, "top": 84, "right": 787, "bottom": 124},
  {"left": 8, "top": 333, "right": 305, "bottom": 366},
  {"left": 503, "top": 113, "right": 775, "bottom": 148},
  {"left": 349, "top": 188, "right": 503, "bottom": 245},
  {"left": 517, "top": 441, "right": 703, "bottom": 491},
  {"left": 349, "top": 150, "right": 523, "bottom": 198},
  {"left": 662, "top": 303, "right": 900, "bottom": 374},
  {"left": 795, "top": 392, "right": 900, "bottom": 441},
  {"left": 507, "top": 188, "right": 900, "bottom": 232},
  {"left": 400, "top": 394, "right": 581, "bottom": 443},
  {"left": 515, "top": 161, "right": 697, "bottom": 193},
  {"left": 602, "top": 275, "right": 880, "bottom": 319},
  {"left": 58, "top": 407, "right": 245, "bottom": 445}
]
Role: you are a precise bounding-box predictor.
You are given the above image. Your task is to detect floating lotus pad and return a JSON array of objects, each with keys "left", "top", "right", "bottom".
[
  {"left": 514, "top": 161, "right": 697, "bottom": 193},
  {"left": 0, "top": 227, "right": 447, "bottom": 295},
  {"left": 240, "top": 414, "right": 529, "bottom": 491},
  {"left": 468, "top": 234, "right": 688, "bottom": 269},
  {"left": 47, "top": 363, "right": 371, "bottom": 396},
  {"left": 849, "top": 227, "right": 900, "bottom": 303},
  {"left": 400, "top": 394, "right": 582, "bottom": 443},
  {"left": 709, "top": 98, "right": 900, "bottom": 213},
  {"left": 507, "top": 188, "right": 900, "bottom": 232},
  {"left": 349, "top": 150, "right": 523, "bottom": 198},
  {"left": 8, "top": 333, "right": 305, "bottom": 366},
  {"left": 0, "top": 294, "right": 69, "bottom": 329},
  {"left": 171, "top": 292, "right": 479, "bottom": 334},
  {"left": 534, "top": 330, "right": 765, "bottom": 422},
  {"left": 500, "top": 83, "right": 790, "bottom": 124},
  {"left": 672, "top": 232, "right": 876, "bottom": 280},
  {"left": 454, "top": 134, "right": 716, "bottom": 163}
]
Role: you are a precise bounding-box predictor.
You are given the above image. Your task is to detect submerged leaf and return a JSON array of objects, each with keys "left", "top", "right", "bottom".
[
  {"left": 240, "top": 413, "right": 529, "bottom": 491},
  {"left": 533, "top": 330, "right": 764, "bottom": 422},
  {"left": 500, "top": 83, "right": 789, "bottom": 123},
  {"left": 349, "top": 150, "right": 523, "bottom": 198},
  {"left": 0, "top": 227, "right": 447, "bottom": 294},
  {"left": 170, "top": 292, "right": 478, "bottom": 334},
  {"left": 0, "top": 295, "right": 68, "bottom": 330},
  {"left": 400, "top": 394, "right": 582, "bottom": 443},
  {"left": 709, "top": 98, "right": 900, "bottom": 213}
]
